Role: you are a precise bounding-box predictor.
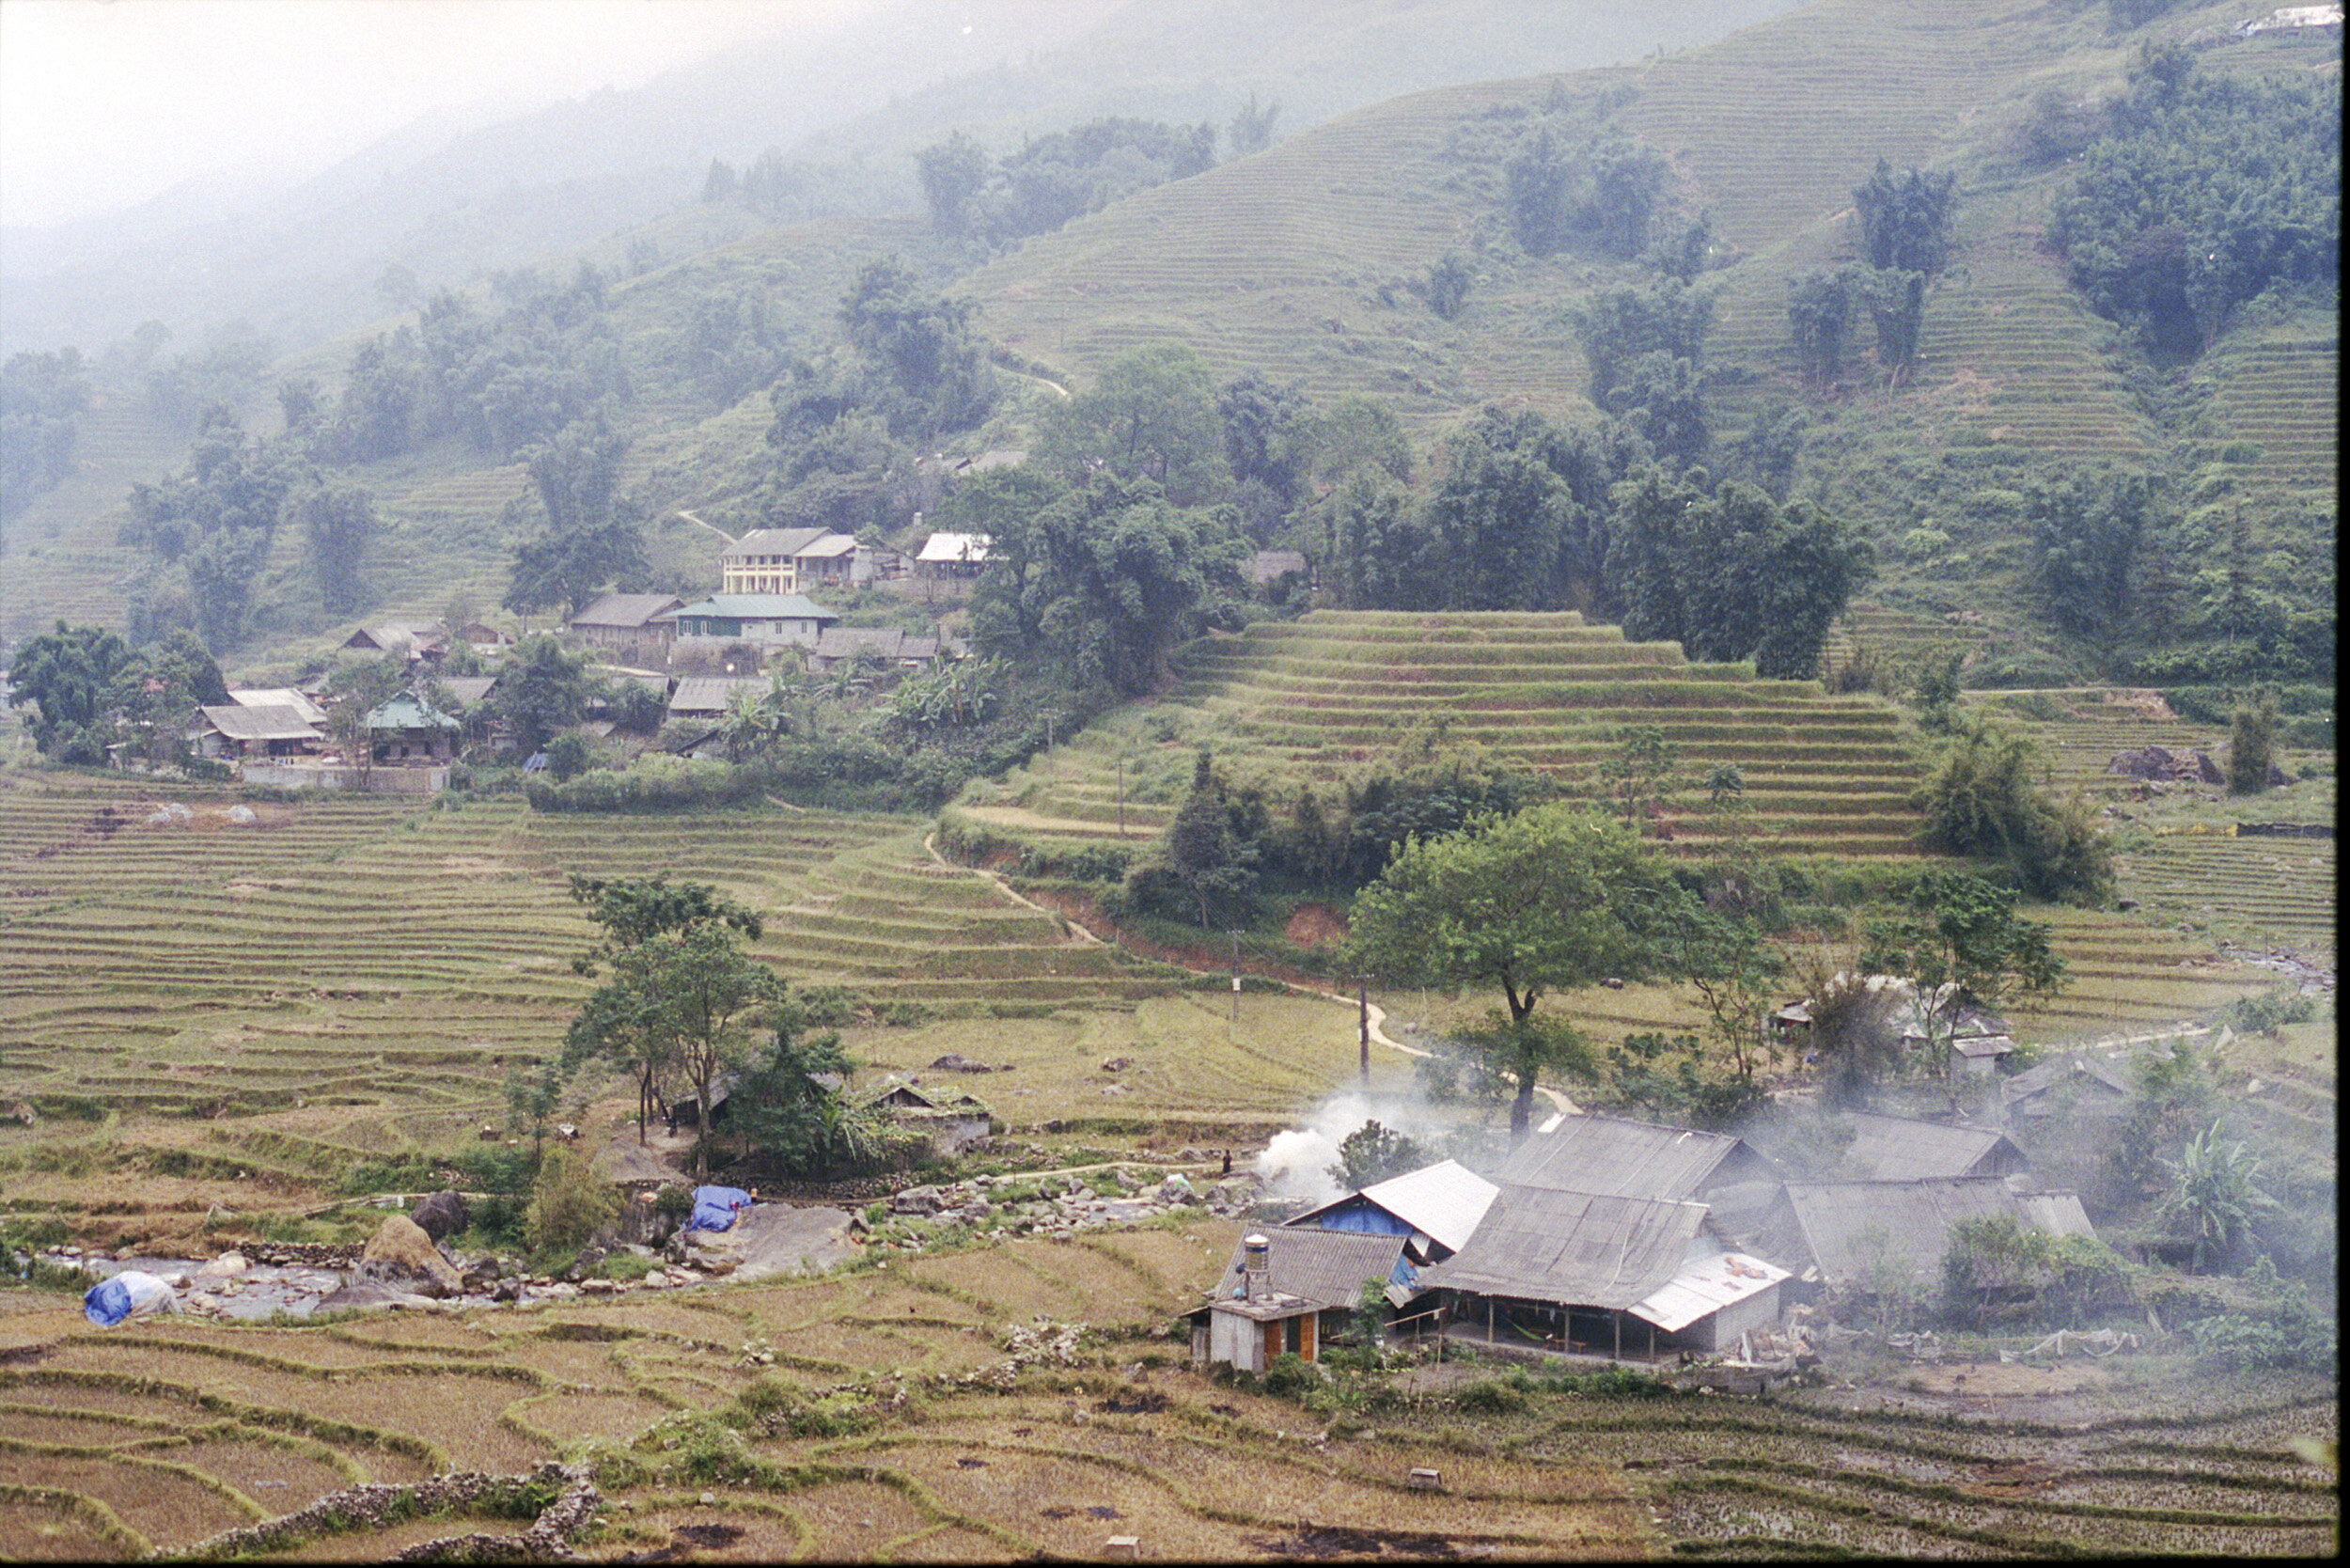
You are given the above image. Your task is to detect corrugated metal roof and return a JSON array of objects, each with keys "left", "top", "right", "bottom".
[
  {"left": 228, "top": 688, "right": 327, "bottom": 725},
  {"left": 197, "top": 704, "right": 321, "bottom": 743},
  {"left": 434, "top": 676, "right": 498, "bottom": 708},
  {"left": 366, "top": 696, "right": 458, "bottom": 730},
  {"left": 667, "top": 677, "right": 768, "bottom": 714},
  {"left": 571, "top": 593, "right": 683, "bottom": 629},
  {"left": 671, "top": 594, "right": 839, "bottom": 620},
  {"left": 1837, "top": 1113, "right": 2024, "bottom": 1182},
  {"left": 916, "top": 532, "right": 990, "bottom": 563},
  {"left": 722, "top": 526, "right": 830, "bottom": 558},
  {"left": 1416, "top": 1185, "right": 1708, "bottom": 1309},
  {"left": 1212, "top": 1229, "right": 1411, "bottom": 1309},
  {"left": 1495, "top": 1112, "right": 1760, "bottom": 1200},
  {"left": 1778, "top": 1177, "right": 2032, "bottom": 1287},
  {"left": 1355, "top": 1160, "right": 1499, "bottom": 1255},
  {"left": 1630, "top": 1248, "right": 1790, "bottom": 1333}
]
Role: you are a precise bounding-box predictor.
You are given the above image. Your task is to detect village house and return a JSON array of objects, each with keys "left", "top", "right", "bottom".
[
  {"left": 568, "top": 593, "right": 684, "bottom": 653},
  {"left": 1750, "top": 1176, "right": 2096, "bottom": 1296},
  {"left": 720, "top": 527, "right": 864, "bottom": 595},
  {"left": 863, "top": 1079, "right": 995, "bottom": 1157},
  {"left": 366, "top": 693, "right": 462, "bottom": 763},
  {"left": 1416, "top": 1185, "right": 1789, "bottom": 1361},
  {"left": 340, "top": 619, "right": 446, "bottom": 663},
  {"left": 665, "top": 676, "right": 771, "bottom": 725},
  {"left": 188, "top": 703, "right": 323, "bottom": 763},
  {"left": 1190, "top": 1228, "right": 1417, "bottom": 1372},
  {"left": 807, "top": 625, "right": 945, "bottom": 672},
  {"left": 1496, "top": 1108, "right": 1785, "bottom": 1247},
  {"left": 666, "top": 593, "right": 838, "bottom": 651},
  {"left": 227, "top": 687, "right": 329, "bottom": 728},
  {"left": 1284, "top": 1157, "right": 1498, "bottom": 1264},
  {"left": 905, "top": 532, "right": 989, "bottom": 600},
  {"left": 1831, "top": 1111, "right": 2031, "bottom": 1183},
  {"left": 1999, "top": 1048, "right": 2138, "bottom": 1126}
]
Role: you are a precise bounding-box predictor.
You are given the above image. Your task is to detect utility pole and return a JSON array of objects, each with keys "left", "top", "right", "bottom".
[
  {"left": 1230, "top": 931, "right": 1242, "bottom": 1026},
  {"left": 1358, "top": 978, "right": 1371, "bottom": 1086},
  {"left": 1117, "top": 755, "right": 1125, "bottom": 837}
]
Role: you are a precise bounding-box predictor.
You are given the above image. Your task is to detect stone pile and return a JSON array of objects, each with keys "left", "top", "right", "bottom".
[{"left": 861, "top": 1168, "right": 1260, "bottom": 1250}]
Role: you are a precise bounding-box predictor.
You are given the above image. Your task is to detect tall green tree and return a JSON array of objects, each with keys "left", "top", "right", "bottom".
[
  {"left": 2029, "top": 469, "right": 2162, "bottom": 655},
  {"left": 492, "top": 634, "right": 599, "bottom": 756},
  {"left": 1861, "top": 871, "right": 2064, "bottom": 1081},
  {"left": 971, "top": 470, "right": 1245, "bottom": 697},
  {"left": 1853, "top": 159, "right": 1960, "bottom": 277},
  {"left": 7, "top": 621, "right": 139, "bottom": 763},
  {"left": 294, "top": 483, "right": 376, "bottom": 617},
  {"left": 1036, "top": 342, "right": 1229, "bottom": 507},
  {"left": 565, "top": 924, "right": 782, "bottom": 1181},
  {"left": 1345, "top": 803, "right": 1684, "bottom": 1140},
  {"left": 838, "top": 255, "right": 997, "bottom": 438}
]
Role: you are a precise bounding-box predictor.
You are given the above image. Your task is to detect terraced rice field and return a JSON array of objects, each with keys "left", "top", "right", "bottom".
[
  {"left": 0, "top": 1220, "right": 2329, "bottom": 1561},
  {"left": 1963, "top": 695, "right": 2336, "bottom": 964},
  {"left": 0, "top": 778, "right": 1197, "bottom": 1133},
  {"left": 948, "top": 610, "right": 1933, "bottom": 863}
]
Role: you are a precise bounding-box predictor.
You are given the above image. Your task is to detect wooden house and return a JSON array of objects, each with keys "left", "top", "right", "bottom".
[
  {"left": 1832, "top": 1112, "right": 2031, "bottom": 1182},
  {"left": 1999, "top": 1049, "right": 2137, "bottom": 1125},
  {"left": 864, "top": 1079, "right": 993, "bottom": 1156},
  {"left": 190, "top": 703, "right": 323, "bottom": 762},
  {"left": 568, "top": 594, "right": 684, "bottom": 652},
  {"left": 1416, "top": 1185, "right": 1787, "bottom": 1359}
]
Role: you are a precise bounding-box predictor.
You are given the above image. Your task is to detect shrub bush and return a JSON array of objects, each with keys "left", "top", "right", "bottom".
[{"left": 525, "top": 1144, "right": 620, "bottom": 1259}]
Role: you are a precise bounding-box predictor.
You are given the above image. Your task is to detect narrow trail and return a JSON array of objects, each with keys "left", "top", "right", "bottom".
[
  {"left": 919, "top": 832, "right": 1578, "bottom": 1113},
  {"left": 676, "top": 508, "right": 730, "bottom": 541}
]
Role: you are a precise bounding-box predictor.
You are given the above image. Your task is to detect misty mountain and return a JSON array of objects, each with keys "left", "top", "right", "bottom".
[{"left": 0, "top": 0, "right": 1795, "bottom": 364}]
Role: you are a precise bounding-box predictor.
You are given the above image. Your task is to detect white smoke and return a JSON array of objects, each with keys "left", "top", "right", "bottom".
[{"left": 1252, "top": 1089, "right": 1468, "bottom": 1203}]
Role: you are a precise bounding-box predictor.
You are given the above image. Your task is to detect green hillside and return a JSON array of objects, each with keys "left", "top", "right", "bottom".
[{"left": 947, "top": 608, "right": 1929, "bottom": 860}]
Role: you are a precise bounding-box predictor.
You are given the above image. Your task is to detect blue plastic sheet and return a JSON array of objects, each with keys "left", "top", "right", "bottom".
[
  {"left": 688, "top": 1185, "right": 755, "bottom": 1233},
  {"left": 83, "top": 1271, "right": 173, "bottom": 1326}
]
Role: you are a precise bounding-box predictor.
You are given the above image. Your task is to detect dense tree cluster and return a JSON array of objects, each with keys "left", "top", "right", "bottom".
[
  {"left": 2050, "top": 44, "right": 2340, "bottom": 355},
  {"left": 1, "top": 348, "right": 89, "bottom": 525},
  {"left": 1500, "top": 113, "right": 1676, "bottom": 262},
  {"left": 916, "top": 117, "right": 1218, "bottom": 248},
  {"left": 8, "top": 621, "right": 227, "bottom": 768},
  {"left": 321, "top": 262, "right": 630, "bottom": 467}
]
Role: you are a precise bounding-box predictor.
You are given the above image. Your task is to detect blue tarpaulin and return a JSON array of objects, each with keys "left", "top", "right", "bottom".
[
  {"left": 689, "top": 1185, "right": 755, "bottom": 1233},
  {"left": 83, "top": 1271, "right": 174, "bottom": 1326}
]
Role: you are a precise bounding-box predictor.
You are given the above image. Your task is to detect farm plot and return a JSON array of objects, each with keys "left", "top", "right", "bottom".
[{"left": 946, "top": 610, "right": 1933, "bottom": 868}]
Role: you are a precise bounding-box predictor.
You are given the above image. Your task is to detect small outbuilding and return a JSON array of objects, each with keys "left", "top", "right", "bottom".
[{"left": 1191, "top": 1229, "right": 1417, "bottom": 1372}]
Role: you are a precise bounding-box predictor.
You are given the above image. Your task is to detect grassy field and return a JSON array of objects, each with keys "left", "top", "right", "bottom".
[{"left": 0, "top": 1219, "right": 2331, "bottom": 1560}]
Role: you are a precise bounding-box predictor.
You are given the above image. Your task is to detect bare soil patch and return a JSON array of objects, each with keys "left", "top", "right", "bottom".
[{"left": 1283, "top": 902, "right": 1349, "bottom": 949}]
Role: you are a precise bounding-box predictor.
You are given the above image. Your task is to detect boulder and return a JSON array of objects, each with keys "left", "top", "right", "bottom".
[
  {"left": 358, "top": 1214, "right": 463, "bottom": 1298},
  {"left": 410, "top": 1190, "right": 469, "bottom": 1242},
  {"left": 890, "top": 1185, "right": 946, "bottom": 1215}
]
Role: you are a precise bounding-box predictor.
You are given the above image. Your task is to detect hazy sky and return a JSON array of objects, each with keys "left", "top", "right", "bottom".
[{"left": 0, "top": 0, "right": 870, "bottom": 230}]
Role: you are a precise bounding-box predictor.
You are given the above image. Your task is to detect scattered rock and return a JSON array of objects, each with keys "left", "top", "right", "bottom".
[
  {"left": 410, "top": 1190, "right": 469, "bottom": 1242},
  {"left": 1100, "top": 1057, "right": 1133, "bottom": 1073}
]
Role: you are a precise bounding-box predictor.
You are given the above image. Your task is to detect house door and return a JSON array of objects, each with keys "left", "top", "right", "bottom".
[{"left": 1261, "top": 1321, "right": 1282, "bottom": 1367}]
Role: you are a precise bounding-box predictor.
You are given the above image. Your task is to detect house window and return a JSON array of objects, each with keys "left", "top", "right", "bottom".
[{"left": 1283, "top": 1317, "right": 1301, "bottom": 1355}]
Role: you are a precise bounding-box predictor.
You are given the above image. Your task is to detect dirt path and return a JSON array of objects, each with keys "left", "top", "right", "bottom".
[{"left": 920, "top": 833, "right": 1577, "bottom": 1114}]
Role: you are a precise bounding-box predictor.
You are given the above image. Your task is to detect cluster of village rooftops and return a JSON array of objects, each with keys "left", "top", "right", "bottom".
[
  {"left": 182, "top": 519, "right": 1307, "bottom": 787},
  {"left": 1192, "top": 1099, "right": 2121, "bottom": 1374}
]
